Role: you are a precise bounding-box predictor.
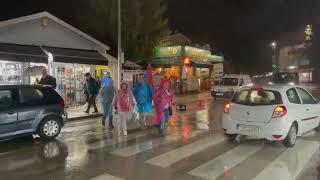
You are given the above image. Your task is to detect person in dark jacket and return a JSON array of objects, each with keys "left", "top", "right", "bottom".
[
  {"left": 84, "top": 73, "right": 99, "bottom": 114},
  {"left": 37, "top": 69, "right": 57, "bottom": 89}
]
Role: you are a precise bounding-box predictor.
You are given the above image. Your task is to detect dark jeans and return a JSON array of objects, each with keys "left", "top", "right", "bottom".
[
  {"left": 86, "top": 95, "right": 98, "bottom": 113},
  {"left": 85, "top": 92, "right": 89, "bottom": 103},
  {"left": 102, "top": 115, "right": 114, "bottom": 127}
]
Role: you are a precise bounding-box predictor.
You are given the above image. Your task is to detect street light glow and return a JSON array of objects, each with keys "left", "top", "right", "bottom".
[
  {"left": 271, "top": 42, "right": 276, "bottom": 48},
  {"left": 288, "top": 66, "right": 296, "bottom": 69}
]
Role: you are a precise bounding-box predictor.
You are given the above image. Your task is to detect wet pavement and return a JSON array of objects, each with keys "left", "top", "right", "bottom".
[{"left": 1, "top": 85, "right": 320, "bottom": 180}]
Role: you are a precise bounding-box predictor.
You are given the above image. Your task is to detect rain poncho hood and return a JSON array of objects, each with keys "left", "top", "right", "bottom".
[
  {"left": 132, "top": 76, "right": 154, "bottom": 113},
  {"left": 153, "top": 79, "right": 173, "bottom": 125},
  {"left": 114, "top": 81, "right": 135, "bottom": 112},
  {"left": 102, "top": 73, "right": 111, "bottom": 87}
]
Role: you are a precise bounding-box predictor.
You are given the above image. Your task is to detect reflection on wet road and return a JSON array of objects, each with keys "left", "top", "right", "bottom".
[{"left": 0, "top": 98, "right": 320, "bottom": 180}]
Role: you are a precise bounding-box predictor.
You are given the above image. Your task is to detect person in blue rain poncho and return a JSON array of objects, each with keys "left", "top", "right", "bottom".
[
  {"left": 132, "top": 76, "right": 154, "bottom": 129},
  {"left": 98, "top": 80, "right": 115, "bottom": 130},
  {"left": 101, "top": 72, "right": 112, "bottom": 87}
]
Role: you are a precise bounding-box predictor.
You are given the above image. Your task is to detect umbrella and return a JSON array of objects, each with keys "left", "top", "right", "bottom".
[
  {"left": 146, "top": 64, "right": 154, "bottom": 87},
  {"left": 24, "top": 66, "right": 46, "bottom": 76}
]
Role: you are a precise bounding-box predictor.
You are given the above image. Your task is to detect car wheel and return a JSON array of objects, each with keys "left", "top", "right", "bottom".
[
  {"left": 283, "top": 124, "right": 297, "bottom": 148},
  {"left": 225, "top": 134, "right": 238, "bottom": 140},
  {"left": 39, "top": 117, "right": 62, "bottom": 140},
  {"left": 315, "top": 122, "right": 320, "bottom": 132}
]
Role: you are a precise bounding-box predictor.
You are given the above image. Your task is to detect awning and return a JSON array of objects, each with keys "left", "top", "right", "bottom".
[
  {"left": 0, "top": 43, "right": 47, "bottom": 63},
  {"left": 123, "top": 61, "right": 142, "bottom": 69},
  {"left": 191, "top": 58, "right": 213, "bottom": 68},
  {"left": 149, "top": 57, "right": 214, "bottom": 68},
  {"left": 148, "top": 57, "right": 180, "bottom": 65},
  {"left": 43, "top": 46, "right": 108, "bottom": 65}
]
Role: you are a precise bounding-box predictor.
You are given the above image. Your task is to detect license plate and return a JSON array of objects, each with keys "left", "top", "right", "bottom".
[
  {"left": 236, "top": 124, "right": 259, "bottom": 132},
  {"left": 216, "top": 93, "right": 223, "bottom": 96}
]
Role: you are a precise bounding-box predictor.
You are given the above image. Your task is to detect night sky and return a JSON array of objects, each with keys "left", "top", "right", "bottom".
[{"left": 1, "top": 0, "right": 319, "bottom": 73}]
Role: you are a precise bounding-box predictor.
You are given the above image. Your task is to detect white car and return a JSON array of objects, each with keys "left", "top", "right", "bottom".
[
  {"left": 222, "top": 84, "right": 320, "bottom": 147},
  {"left": 212, "top": 74, "right": 252, "bottom": 98}
]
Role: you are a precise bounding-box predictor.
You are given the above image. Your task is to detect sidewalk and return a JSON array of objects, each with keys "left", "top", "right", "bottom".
[{"left": 67, "top": 91, "right": 212, "bottom": 121}]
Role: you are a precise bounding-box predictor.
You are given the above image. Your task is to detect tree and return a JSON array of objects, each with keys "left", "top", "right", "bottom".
[{"left": 80, "top": 0, "right": 170, "bottom": 62}]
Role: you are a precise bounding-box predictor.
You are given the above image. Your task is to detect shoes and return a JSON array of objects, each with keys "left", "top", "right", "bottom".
[
  {"left": 158, "top": 128, "right": 165, "bottom": 137},
  {"left": 109, "top": 124, "right": 115, "bottom": 130},
  {"left": 92, "top": 111, "right": 99, "bottom": 114},
  {"left": 118, "top": 130, "right": 128, "bottom": 136},
  {"left": 84, "top": 111, "right": 89, "bottom": 114},
  {"left": 123, "top": 130, "right": 128, "bottom": 136}
]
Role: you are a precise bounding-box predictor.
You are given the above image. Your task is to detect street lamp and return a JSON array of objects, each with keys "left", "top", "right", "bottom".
[
  {"left": 271, "top": 42, "right": 277, "bottom": 49},
  {"left": 271, "top": 41, "right": 277, "bottom": 72},
  {"left": 117, "top": 0, "right": 121, "bottom": 90}
]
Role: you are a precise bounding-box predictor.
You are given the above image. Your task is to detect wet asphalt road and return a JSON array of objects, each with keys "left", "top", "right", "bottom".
[{"left": 1, "top": 85, "right": 320, "bottom": 180}]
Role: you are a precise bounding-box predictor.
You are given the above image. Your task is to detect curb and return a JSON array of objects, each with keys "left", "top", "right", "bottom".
[{"left": 67, "top": 113, "right": 102, "bottom": 121}]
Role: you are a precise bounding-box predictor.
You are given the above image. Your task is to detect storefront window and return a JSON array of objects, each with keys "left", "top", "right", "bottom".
[
  {"left": 0, "top": 60, "right": 22, "bottom": 85},
  {"left": 299, "top": 72, "right": 312, "bottom": 82},
  {"left": 29, "top": 62, "right": 48, "bottom": 85},
  {"left": 54, "top": 62, "right": 92, "bottom": 107}
]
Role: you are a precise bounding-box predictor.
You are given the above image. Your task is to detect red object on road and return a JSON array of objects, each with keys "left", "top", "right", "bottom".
[{"left": 197, "top": 100, "right": 205, "bottom": 108}]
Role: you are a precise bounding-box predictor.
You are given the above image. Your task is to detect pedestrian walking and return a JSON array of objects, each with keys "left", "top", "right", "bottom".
[
  {"left": 98, "top": 80, "right": 115, "bottom": 129},
  {"left": 83, "top": 78, "right": 89, "bottom": 109},
  {"left": 132, "top": 76, "right": 153, "bottom": 129},
  {"left": 153, "top": 79, "right": 174, "bottom": 136},
  {"left": 84, "top": 73, "right": 100, "bottom": 114},
  {"left": 114, "top": 81, "right": 135, "bottom": 136},
  {"left": 37, "top": 69, "right": 57, "bottom": 89}
]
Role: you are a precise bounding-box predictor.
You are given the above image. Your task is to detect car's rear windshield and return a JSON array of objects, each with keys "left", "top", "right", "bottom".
[
  {"left": 220, "top": 78, "right": 238, "bottom": 86},
  {"left": 232, "top": 89, "right": 282, "bottom": 106}
]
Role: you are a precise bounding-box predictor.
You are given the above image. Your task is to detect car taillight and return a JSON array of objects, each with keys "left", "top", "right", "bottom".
[
  {"left": 224, "top": 103, "right": 230, "bottom": 114},
  {"left": 272, "top": 105, "right": 287, "bottom": 118},
  {"left": 60, "top": 100, "right": 65, "bottom": 110}
]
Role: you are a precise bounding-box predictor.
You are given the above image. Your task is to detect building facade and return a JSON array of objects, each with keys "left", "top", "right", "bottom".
[
  {"left": 0, "top": 12, "right": 118, "bottom": 107},
  {"left": 279, "top": 26, "right": 313, "bottom": 82}
]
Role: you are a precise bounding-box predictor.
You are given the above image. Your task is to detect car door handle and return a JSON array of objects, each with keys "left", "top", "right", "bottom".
[
  {"left": 306, "top": 108, "right": 310, "bottom": 111},
  {"left": 7, "top": 111, "right": 15, "bottom": 115}
]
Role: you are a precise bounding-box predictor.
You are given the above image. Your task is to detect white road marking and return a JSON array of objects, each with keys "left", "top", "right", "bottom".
[
  {"left": 87, "top": 131, "right": 149, "bottom": 151},
  {"left": 253, "top": 140, "right": 319, "bottom": 180},
  {"left": 145, "top": 134, "right": 226, "bottom": 168},
  {"left": 90, "top": 173, "right": 124, "bottom": 180},
  {"left": 188, "top": 143, "right": 264, "bottom": 180},
  {"left": 110, "top": 130, "right": 203, "bottom": 157}
]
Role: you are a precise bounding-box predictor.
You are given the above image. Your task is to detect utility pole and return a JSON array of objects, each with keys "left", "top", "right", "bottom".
[{"left": 117, "top": 0, "right": 122, "bottom": 90}]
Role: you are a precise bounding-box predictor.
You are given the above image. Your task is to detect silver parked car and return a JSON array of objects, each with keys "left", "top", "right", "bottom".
[{"left": 0, "top": 85, "right": 66, "bottom": 140}]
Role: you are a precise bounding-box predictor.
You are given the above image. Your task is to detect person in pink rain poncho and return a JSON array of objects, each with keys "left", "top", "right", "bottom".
[
  {"left": 114, "top": 81, "right": 135, "bottom": 136},
  {"left": 153, "top": 79, "right": 174, "bottom": 136}
]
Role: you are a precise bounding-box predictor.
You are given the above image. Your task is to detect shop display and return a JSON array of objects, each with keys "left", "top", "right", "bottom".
[
  {"left": 55, "top": 63, "right": 91, "bottom": 107},
  {"left": 0, "top": 61, "right": 22, "bottom": 85}
]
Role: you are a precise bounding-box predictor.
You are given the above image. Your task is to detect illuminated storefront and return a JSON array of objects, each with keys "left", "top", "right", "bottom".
[
  {"left": 0, "top": 12, "right": 118, "bottom": 109},
  {"left": 149, "top": 46, "right": 224, "bottom": 93},
  {"left": 0, "top": 44, "right": 111, "bottom": 107}
]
